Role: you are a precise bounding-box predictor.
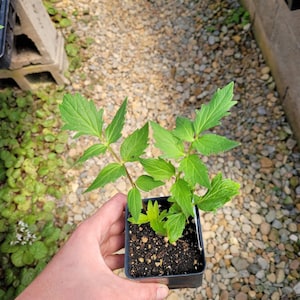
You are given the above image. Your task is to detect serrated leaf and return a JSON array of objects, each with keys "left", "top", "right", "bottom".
[
  {"left": 77, "top": 144, "right": 107, "bottom": 164},
  {"left": 197, "top": 173, "right": 240, "bottom": 211},
  {"left": 150, "top": 121, "right": 184, "bottom": 159},
  {"left": 173, "top": 116, "right": 194, "bottom": 142},
  {"left": 120, "top": 123, "right": 148, "bottom": 162},
  {"left": 105, "top": 98, "right": 127, "bottom": 144},
  {"left": 59, "top": 93, "right": 104, "bottom": 138},
  {"left": 147, "top": 201, "right": 167, "bottom": 235},
  {"left": 29, "top": 241, "right": 48, "bottom": 260},
  {"left": 85, "top": 163, "right": 126, "bottom": 192},
  {"left": 179, "top": 154, "right": 210, "bottom": 189},
  {"left": 128, "top": 187, "right": 142, "bottom": 222},
  {"left": 146, "top": 200, "right": 159, "bottom": 221},
  {"left": 140, "top": 158, "right": 175, "bottom": 181},
  {"left": 128, "top": 213, "right": 149, "bottom": 225},
  {"left": 170, "top": 179, "right": 194, "bottom": 218},
  {"left": 193, "top": 82, "right": 236, "bottom": 135},
  {"left": 135, "top": 175, "right": 164, "bottom": 192},
  {"left": 164, "top": 213, "right": 186, "bottom": 243},
  {"left": 193, "top": 134, "right": 240, "bottom": 156}
]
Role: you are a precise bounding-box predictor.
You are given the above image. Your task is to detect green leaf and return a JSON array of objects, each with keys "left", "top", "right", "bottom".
[
  {"left": 20, "top": 268, "right": 36, "bottom": 287},
  {"left": 105, "top": 98, "right": 127, "bottom": 144},
  {"left": 197, "top": 173, "right": 240, "bottom": 211},
  {"left": 193, "top": 82, "right": 236, "bottom": 135},
  {"left": 173, "top": 116, "right": 194, "bottom": 142},
  {"left": 135, "top": 175, "right": 164, "bottom": 192},
  {"left": 29, "top": 241, "right": 48, "bottom": 260},
  {"left": 11, "top": 248, "right": 26, "bottom": 267},
  {"left": 170, "top": 179, "right": 194, "bottom": 218},
  {"left": 128, "top": 187, "right": 142, "bottom": 222},
  {"left": 179, "top": 154, "right": 210, "bottom": 189},
  {"left": 120, "top": 123, "right": 148, "bottom": 162},
  {"left": 85, "top": 163, "right": 126, "bottom": 192},
  {"left": 147, "top": 201, "right": 167, "bottom": 236},
  {"left": 59, "top": 17, "right": 72, "bottom": 28},
  {"left": 77, "top": 144, "right": 107, "bottom": 163},
  {"left": 22, "top": 251, "right": 35, "bottom": 265},
  {"left": 140, "top": 158, "right": 175, "bottom": 181},
  {"left": 164, "top": 213, "right": 186, "bottom": 243},
  {"left": 146, "top": 200, "right": 159, "bottom": 220},
  {"left": 193, "top": 134, "right": 240, "bottom": 156},
  {"left": 0, "top": 240, "right": 18, "bottom": 254},
  {"left": 151, "top": 121, "right": 184, "bottom": 159},
  {"left": 5, "top": 269, "right": 14, "bottom": 286},
  {"left": 59, "top": 93, "right": 104, "bottom": 138},
  {"left": 128, "top": 213, "right": 149, "bottom": 225}
]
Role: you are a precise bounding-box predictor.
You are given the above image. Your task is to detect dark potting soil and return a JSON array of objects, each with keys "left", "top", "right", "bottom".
[{"left": 128, "top": 219, "right": 204, "bottom": 278}]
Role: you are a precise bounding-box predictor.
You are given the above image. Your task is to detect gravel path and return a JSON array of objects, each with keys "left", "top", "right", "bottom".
[{"left": 58, "top": 0, "right": 300, "bottom": 299}]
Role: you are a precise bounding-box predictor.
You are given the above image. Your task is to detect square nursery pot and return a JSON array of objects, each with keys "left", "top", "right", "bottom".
[
  {"left": 0, "top": 0, "right": 15, "bottom": 68},
  {"left": 125, "top": 196, "right": 206, "bottom": 289}
]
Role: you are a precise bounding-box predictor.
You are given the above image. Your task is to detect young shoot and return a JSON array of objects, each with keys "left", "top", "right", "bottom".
[{"left": 60, "top": 82, "right": 240, "bottom": 243}]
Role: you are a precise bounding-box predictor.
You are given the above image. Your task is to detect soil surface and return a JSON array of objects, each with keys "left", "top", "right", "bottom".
[{"left": 127, "top": 218, "right": 205, "bottom": 278}]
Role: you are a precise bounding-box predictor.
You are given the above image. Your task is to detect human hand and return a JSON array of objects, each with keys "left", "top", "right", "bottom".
[{"left": 17, "top": 193, "right": 169, "bottom": 300}]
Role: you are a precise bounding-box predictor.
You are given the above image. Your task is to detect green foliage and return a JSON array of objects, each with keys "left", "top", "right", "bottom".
[
  {"left": 196, "top": 173, "right": 240, "bottom": 212},
  {"left": 86, "top": 163, "right": 126, "bottom": 192},
  {"left": 43, "top": 1, "right": 71, "bottom": 28},
  {"left": 128, "top": 187, "right": 142, "bottom": 222},
  {"left": 60, "top": 82, "right": 240, "bottom": 243},
  {"left": 225, "top": 6, "right": 250, "bottom": 26},
  {"left": 0, "top": 88, "right": 72, "bottom": 299},
  {"left": 60, "top": 93, "right": 104, "bottom": 138},
  {"left": 129, "top": 200, "right": 167, "bottom": 236},
  {"left": 120, "top": 123, "right": 148, "bottom": 162},
  {"left": 43, "top": 1, "right": 94, "bottom": 74},
  {"left": 105, "top": 99, "right": 127, "bottom": 144}
]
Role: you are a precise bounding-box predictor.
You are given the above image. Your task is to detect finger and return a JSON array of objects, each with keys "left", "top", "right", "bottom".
[
  {"left": 104, "top": 253, "right": 125, "bottom": 270},
  {"left": 106, "top": 215, "right": 125, "bottom": 237},
  {"left": 117, "top": 279, "right": 169, "bottom": 300},
  {"left": 101, "top": 232, "right": 124, "bottom": 256},
  {"left": 87, "top": 193, "right": 127, "bottom": 241}
]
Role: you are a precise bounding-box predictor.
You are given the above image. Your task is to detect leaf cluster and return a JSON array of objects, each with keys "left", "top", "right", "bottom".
[
  {"left": 60, "top": 82, "right": 240, "bottom": 243},
  {"left": 0, "top": 88, "right": 72, "bottom": 299}
]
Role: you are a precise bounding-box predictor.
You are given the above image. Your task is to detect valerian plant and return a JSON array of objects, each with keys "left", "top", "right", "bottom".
[{"left": 60, "top": 82, "right": 240, "bottom": 243}]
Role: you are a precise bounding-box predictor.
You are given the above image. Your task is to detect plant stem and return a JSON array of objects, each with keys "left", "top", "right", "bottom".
[{"left": 107, "top": 145, "right": 136, "bottom": 188}]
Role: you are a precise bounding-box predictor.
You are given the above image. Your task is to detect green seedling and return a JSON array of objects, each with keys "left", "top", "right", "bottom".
[{"left": 60, "top": 82, "right": 240, "bottom": 243}]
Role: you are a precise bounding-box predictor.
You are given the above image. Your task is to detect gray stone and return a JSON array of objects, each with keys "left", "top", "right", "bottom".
[
  {"left": 293, "top": 282, "right": 300, "bottom": 295},
  {"left": 248, "top": 263, "right": 261, "bottom": 275},
  {"left": 256, "top": 270, "right": 265, "bottom": 279},
  {"left": 265, "top": 210, "right": 276, "bottom": 223},
  {"left": 272, "top": 220, "right": 283, "bottom": 229},
  {"left": 257, "top": 257, "right": 269, "bottom": 270},
  {"left": 232, "top": 257, "right": 250, "bottom": 271}
]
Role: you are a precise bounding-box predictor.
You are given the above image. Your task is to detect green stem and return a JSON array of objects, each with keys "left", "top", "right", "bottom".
[{"left": 107, "top": 145, "right": 136, "bottom": 188}]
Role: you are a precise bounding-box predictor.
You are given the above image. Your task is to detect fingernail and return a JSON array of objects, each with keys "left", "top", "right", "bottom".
[{"left": 156, "top": 285, "right": 169, "bottom": 300}]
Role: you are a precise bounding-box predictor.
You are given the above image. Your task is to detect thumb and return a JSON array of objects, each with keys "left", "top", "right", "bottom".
[{"left": 124, "top": 281, "right": 169, "bottom": 300}]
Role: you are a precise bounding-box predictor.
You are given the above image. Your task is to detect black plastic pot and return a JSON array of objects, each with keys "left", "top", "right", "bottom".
[
  {"left": 125, "top": 196, "right": 206, "bottom": 289},
  {"left": 285, "top": 0, "right": 300, "bottom": 10},
  {"left": 0, "top": 0, "right": 15, "bottom": 68}
]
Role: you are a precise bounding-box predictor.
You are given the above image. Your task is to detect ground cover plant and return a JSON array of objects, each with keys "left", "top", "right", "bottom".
[
  {"left": 0, "top": 2, "right": 95, "bottom": 299},
  {"left": 60, "top": 81, "right": 240, "bottom": 243},
  {"left": 0, "top": 88, "right": 72, "bottom": 299}
]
